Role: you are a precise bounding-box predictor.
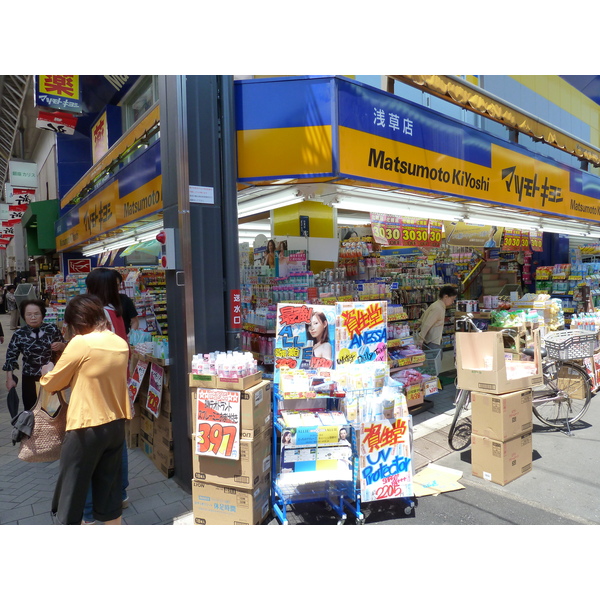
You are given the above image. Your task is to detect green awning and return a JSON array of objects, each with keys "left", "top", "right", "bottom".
[{"left": 22, "top": 199, "right": 59, "bottom": 255}]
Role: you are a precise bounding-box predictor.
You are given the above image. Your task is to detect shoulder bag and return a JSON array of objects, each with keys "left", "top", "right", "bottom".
[{"left": 18, "top": 386, "right": 68, "bottom": 463}]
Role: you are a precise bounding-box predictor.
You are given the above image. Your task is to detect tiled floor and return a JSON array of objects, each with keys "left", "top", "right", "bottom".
[{"left": 0, "top": 311, "right": 459, "bottom": 525}]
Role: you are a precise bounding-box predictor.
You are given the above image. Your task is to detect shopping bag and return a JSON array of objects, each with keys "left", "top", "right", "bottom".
[{"left": 18, "top": 386, "right": 68, "bottom": 463}]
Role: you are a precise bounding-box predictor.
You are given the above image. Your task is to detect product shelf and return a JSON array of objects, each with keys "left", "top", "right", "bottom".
[{"left": 271, "top": 387, "right": 365, "bottom": 525}]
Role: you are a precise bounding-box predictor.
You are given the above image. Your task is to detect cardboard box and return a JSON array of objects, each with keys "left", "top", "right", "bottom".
[
  {"left": 189, "top": 371, "right": 262, "bottom": 391},
  {"left": 455, "top": 330, "right": 543, "bottom": 394},
  {"left": 139, "top": 437, "right": 153, "bottom": 460},
  {"left": 152, "top": 437, "right": 174, "bottom": 478},
  {"left": 471, "top": 389, "right": 533, "bottom": 441},
  {"left": 191, "top": 476, "right": 271, "bottom": 525},
  {"left": 140, "top": 412, "right": 154, "bottom": 444},
  {"left": 153, "top": 413, "right": 173, "bottom": 450},
  {"left": 192, "top": 429, "right": 271, "bottom": 489},
  {"left": 240, "top": 380, "right": 272, "bottom": 438},
  {"left": 471, "top": 432, "right": 533, "bottom": 486}
]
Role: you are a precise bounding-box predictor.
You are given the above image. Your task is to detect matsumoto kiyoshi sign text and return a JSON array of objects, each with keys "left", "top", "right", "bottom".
[{"left": 236, "top": 77, "right": 600, "bottom": 223}]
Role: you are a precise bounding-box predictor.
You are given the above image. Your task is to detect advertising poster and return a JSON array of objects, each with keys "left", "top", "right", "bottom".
[
  {"left": 128, "top": 359, "right": 149, "bottom": 405},
  {"left": 145, "top": 362, "right": 164, "bottom": 418},
  {"left": 445, "top": 222, "right": 504, "bottom": 247},
  {"left": 274, "top": 303, "right": 336, "bottom": 384},
  {"left": 335, "top": 301, "right": 388, "bottom": 366},
  {"left": 195, "top": 388, "right": 241, "bottom": 460},
  {"left": 359, "top": 418, "right": 413, "bottom": 502}
]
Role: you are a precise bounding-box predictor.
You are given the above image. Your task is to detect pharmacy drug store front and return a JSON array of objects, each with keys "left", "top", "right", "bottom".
[
  {"left": 51, "top": 102, "right": 174, "bottom": 481},
  {"left": 235, "top": 75, "right": 600, "bottom": 429}
]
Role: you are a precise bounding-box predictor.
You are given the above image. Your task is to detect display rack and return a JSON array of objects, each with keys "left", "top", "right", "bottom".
[{"left": 271, "top": 386, "right": 364, "bottom": 525}]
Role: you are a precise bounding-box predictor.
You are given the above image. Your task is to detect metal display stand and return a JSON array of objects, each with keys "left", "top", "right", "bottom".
[
  {"left": 343, "top": 387, "right": 416, "bottom": 519},
  {"left": 271, "top": 386, "right": 364, "bottom": 525}
]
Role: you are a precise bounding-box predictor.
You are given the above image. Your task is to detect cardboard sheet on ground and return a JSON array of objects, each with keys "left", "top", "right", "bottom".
[{"left": 412, "top": 464, "right": 465, "bottom": 497}]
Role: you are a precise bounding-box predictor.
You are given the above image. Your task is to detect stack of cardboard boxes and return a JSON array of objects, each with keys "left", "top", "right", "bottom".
[
  {"left": 189, "top": 371, "right": 273, "bottom": 525},
  {"left": 126, "top": 354, "right": 174, "bottom": 478},
  {"left": 455, "top": 330, "right": 542, "bottom": 486}
]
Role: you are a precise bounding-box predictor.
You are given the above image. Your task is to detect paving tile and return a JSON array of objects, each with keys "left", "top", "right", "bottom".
[
  {"left": 123, "top": 510, "right": 162, "bottom": 525},
  {"left": 138, "top": 481, "right": 172, "bottom": 497},
  {"left": 17, "top": 512, "right": 54, "bottom": 525},
  {"left": 414, "top": 436, "right": 452, "bottom": 463},
  {"left": 131, "top": 494, "right": 168, "bottom": 513},
  {"left": 154, "top": 501, "right": 189, "bottom": 523},
  {"left": 0, "top": 504, "right": 34, "bottom": 524}
]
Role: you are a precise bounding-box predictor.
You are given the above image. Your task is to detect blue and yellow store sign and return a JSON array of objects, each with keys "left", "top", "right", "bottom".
[
  {"left": 236, "top": 76, "right": 600, "bottom": 223},
  {"left": 56, "top": 106, "right": 161, "bottom": 251}
]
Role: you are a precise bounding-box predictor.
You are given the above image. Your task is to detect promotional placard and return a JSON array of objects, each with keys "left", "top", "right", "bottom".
[
  {"left": 128, "top": 359, "right": 149, "bottom": 405},
  {"left": 146, "top": 362, "right": 164, "bottom": 418},
  {"left": 359, "top": 418, "right": 413, "bottom": 502},
  {"left": 335, "top": 301, "right": 387, "bottom": 366},
  {"left": 274, "top": 303, "right": 336, "bottom": 383},
  {"left": 195, "top": 388, "right": 241, "bottom": 460}
]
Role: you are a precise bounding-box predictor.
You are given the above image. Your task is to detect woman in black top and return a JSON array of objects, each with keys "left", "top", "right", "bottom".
[{"left": 3, "top": 299, "right": 66, "bottom": 411}]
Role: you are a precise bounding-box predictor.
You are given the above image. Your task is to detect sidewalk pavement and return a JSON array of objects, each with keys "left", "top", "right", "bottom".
[{"left": 0, "top": 311, "right": 459, "bottom": 525}]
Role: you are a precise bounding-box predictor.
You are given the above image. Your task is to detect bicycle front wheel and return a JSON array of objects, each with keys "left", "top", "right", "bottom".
[
  {"left": 448, "top": 388, "right": 472, "bottom": 451},
  {"left": 533, "top": 360, "right": 592, "bottom": 428}
]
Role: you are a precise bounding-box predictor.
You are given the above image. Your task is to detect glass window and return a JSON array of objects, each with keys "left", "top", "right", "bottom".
[{"left": 122, "top": 76, "right": 158, "bottom": 130}]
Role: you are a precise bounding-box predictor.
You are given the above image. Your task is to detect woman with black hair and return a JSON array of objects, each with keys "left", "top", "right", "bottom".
[
  {"left": 40, "top": 294, "right": 131, "bottom": 525},
  {"left": 3, "top": 299, "right": 65, "bottom": 411}
]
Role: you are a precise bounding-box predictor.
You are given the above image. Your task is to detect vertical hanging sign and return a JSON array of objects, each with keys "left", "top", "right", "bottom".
[{"left": 34, "top": 75, "right": 82, "bottom": 113}]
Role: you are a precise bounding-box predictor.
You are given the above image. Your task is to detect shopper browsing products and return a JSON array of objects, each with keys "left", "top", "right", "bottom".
[
  {"left": 414, "top": 286, "right": 458, "bottom": 350},
  {"left": 40, "top": 294, "right": 131, "bottom": 525}
]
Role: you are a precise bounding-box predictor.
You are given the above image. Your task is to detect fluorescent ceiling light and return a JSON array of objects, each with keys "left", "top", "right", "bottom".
[
  {"left": 81, "top": 222, "right": 164, "bottom": 256},
  {"left": 238, "top": 195, "right": 304, "bottom": 218},
  {"left": 238, "top": 222, "right": 271, "bottom": 231},
  {"left": 337, "top": 216, "right": 372, "bottom": 226},
  {"left": 465, "top": 217, "right": 539, "bottom": 231},
  {"left": 335, "top": 197, "right": 463, "bottom": 222}
]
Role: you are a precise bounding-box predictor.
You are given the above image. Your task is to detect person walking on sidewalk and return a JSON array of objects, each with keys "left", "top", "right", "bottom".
[
  {"left": 40, "top": 294, "right": 131, "bottom": 525},
  {"left": 5, "top": 285, "right": 19, "bottom": 330},
  {"left": 3, "top": 299, "right": 66, "bottom": 412}
]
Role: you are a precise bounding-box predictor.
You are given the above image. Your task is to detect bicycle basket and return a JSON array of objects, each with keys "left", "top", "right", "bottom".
[{"left": 544, "top": 330, "right": 597, "bottom": 360}]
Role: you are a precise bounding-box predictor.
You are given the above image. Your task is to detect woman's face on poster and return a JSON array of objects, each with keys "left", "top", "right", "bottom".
[{"left": 308, "top": 314, "right": 326, "bottom": 339}]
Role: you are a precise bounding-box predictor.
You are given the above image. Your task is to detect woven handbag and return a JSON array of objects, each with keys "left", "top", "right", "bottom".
[{"left": 18, "top": 387, "right": 68, "bottom": 463}]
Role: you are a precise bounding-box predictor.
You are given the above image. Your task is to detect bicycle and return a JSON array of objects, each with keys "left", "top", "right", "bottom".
[{"left": 447, "top": 314, "right": 593, "bottom": 451}]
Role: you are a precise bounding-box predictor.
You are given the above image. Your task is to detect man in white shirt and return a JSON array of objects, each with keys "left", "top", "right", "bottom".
[{"left": 414, "top": 286, "right": 458, "bottom": 350}]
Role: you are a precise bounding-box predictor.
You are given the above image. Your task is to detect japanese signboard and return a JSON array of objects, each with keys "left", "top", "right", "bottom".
[
  {"left": 335, "top": 301, "right": 387, "bottom": 366},
  {"left": 8, "top": 160, "right": 37, "bottom": 188},
  {"left": 358, "top": 418, "right": 413, "bottom": 502},
  {"left": 92, "top": 111, "right": 109, "bottom": 164},
  {"left": 501, "top": 228, "right": 530, "bottom": 251},
  {"left": 67, "top": 259, "right": 91, "bottom": 274},
  {"left": 195, "top": 388, "right": 241, "bottom": 460},
  {"left": 5, "top": 184, "right": 35, "bottom": 204},
  {"left": 36, "top": 110, "right": 78, "bottom": 135},
  {"left": 128, "top": 359, "right": 149, "bottom": 405},
  {"left": 370, "top": 213, "right": 443, "bottom": 247},
  {"left": 35, "top": 76, "right": 82, "bottom": 114},
  {"left": 145, "top": 363, "right": 164, "bottom": 418},
  {"left": 274, "top": 303, "right": 336, "bottom": 384},
  {"left": 230, "top": 289, "right": 242, "bottom": 329}
]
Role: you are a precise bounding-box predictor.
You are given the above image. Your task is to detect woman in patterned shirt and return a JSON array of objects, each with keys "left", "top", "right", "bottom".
[{"left": 3, "top": 299, "right": 66, "bottom": 411}]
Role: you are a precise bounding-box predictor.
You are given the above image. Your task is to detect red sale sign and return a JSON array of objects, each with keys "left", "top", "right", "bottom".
[
  {"left": 68, "top": 258, "right": 91, "bottom": 274},
  {"left": 195, "top": 388, "right": 240, "bottom": 460}
]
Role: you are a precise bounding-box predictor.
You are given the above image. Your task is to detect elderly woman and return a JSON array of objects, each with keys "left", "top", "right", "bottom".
[
  {"left": 40, "top": 294, "right": 131, "bottom": 525},
  {"left": 3, "top": 299, "right": 66, "bottom": 411}
]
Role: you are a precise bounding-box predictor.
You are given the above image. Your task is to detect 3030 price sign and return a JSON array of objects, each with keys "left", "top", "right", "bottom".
[
  {"left": 370, "top": 213, "right": 442, "bottom": 247},
  {"left": 195, "top": 388, "right": 240, "bottom": 460}
]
